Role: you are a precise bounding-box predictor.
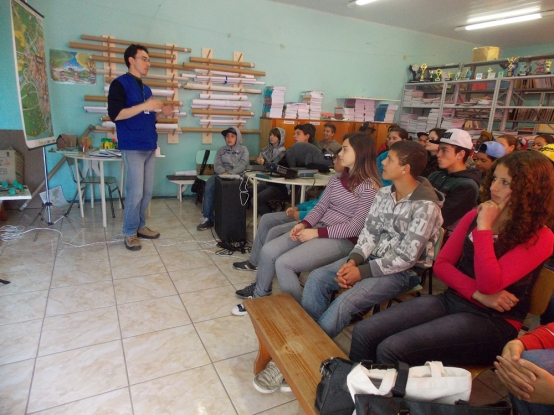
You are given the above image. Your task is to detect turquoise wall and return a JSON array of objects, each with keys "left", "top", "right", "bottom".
[
  {"left": 8, "top": 0, "right": 479, "bottom": 198},
  {"left": 504, "top": 44, "right": 554, "bottom": 57}
]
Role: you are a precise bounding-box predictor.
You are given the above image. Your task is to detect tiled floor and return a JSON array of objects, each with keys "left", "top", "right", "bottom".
[{"left": 0, "top": 197, "right": 508, "bottom": 414}]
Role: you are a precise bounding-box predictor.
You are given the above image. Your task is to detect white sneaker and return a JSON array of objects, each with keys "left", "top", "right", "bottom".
[
  {"left": 253, "top": 361, "right": 283, "bottom": 393},
  {"left": 231, "top": 301, "right": 249, "bottom": 316}
]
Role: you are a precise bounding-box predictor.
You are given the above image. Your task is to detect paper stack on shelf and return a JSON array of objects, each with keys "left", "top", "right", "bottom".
[
  {"left": 262, "top": 86, "right": 287, "bottom": 118},
  {"left": 441, "top": 117, "right": 465, "bottom": 130},
  {"left": 297, "top": 102, "right": 310, "bottom": 119},
  {"left": 375, "top": 104, "right": 398, "bottom": 123},
  {"left": 403, "top": 90, "right": 424, "bottom": 107},
  {"left": 301, "top": 91, "right": 324, "bottom": 120},
  {"left": 284, "top": 102, "right": 298, "bottom": 119},
  {"left": 427, "top": 109, "right": 440, "bottom": 131},
  {"left": 400, "top": 111, "right": 422, "bottom": 132},
  {"left": 416, "top": 116, "right": 428, "bottom": 132}
]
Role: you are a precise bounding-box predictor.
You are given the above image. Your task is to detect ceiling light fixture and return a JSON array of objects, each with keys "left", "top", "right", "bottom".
[
  {"left": 466, "top": 7, "right": 541, "bottom": 24},
  {"left": 348, "top": 0, "right": 379, "bottom": 7},
  {"left": 455, "top": 10, "right": 554, "bottom": 31}
]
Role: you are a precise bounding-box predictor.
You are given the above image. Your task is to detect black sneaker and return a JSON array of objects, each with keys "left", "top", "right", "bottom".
[
  {"left": 236, "top": 283, "right": 271, "bottom": 299},
  {"left": 233, "top": 260, "right": 257, "bottom": 271},
  {"left": 197, "top": 218, "right": 214, "bottom": 231}
]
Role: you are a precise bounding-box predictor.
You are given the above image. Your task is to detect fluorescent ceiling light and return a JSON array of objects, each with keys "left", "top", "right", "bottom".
[
  {"left": 348, "top": 0, "right": 378, "bottom": 6},
  {"left": 467, "top": 7, "right": 540, "bottom": 24},
  {"left": 465, "top": 13, "right": 541, "bottom": 30}
]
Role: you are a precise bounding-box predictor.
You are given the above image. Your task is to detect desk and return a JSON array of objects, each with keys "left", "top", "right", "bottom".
[
  {"left": 64, "top": 153, "right": 124, "bottom": 228},
  {"left": 246, "top": 172, "right": 331, "bottom": 239},
  {"left": 0, "top": 186, "right": 32, "bottom": 221}
]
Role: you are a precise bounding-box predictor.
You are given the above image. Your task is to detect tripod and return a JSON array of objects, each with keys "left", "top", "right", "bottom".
[{"left": 30, "top": 145, "right": 81, "bottom": 240}]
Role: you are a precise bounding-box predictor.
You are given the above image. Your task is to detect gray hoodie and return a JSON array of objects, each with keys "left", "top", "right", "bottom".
[
  {"left": 214, "top": 127, "right": 250, "bottom": 175},
  {"left": 348, "top": 177, "right": 445, "bottom": 278},
  {"left": 259, "top": 127, "right": 286, "bottom": 164}
]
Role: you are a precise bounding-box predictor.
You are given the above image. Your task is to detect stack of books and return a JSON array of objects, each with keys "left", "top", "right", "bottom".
[
  {"left": 336, "top": 98, "right": 377, "bottom": 121},
  {"left": 262, "top": 86, "right": 286, "bottom": 118},
  {"left": 375, "top": 104, "right": 398, "bottom": 123},
  {"left": 297, "top": 102, "right": 310, "bottom": 119},
  {"left": 301, "top": 91, "right": 324, "bottom": 120},
  {"left": 283, "top": 103, "right": 298, "bottom": 119},
  {"left": 402, "top": 89, "right": 424, "bottom": 107}
]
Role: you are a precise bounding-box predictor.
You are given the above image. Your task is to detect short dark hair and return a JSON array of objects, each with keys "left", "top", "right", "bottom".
[
  {"left": 323, "top": 123, "right": 336, "bottom": 134},
  {"left": 390, "top": 140, "right": 428, "bottom": 178},
  {"left": 454, "top": 145, "right": 471, "bottom": 162},
  {"left": 295, "top": 123, "right": 316, "bottom": 143},
  {"left": 429, "top": 127, "right": 447, "bottom": 138},
  {"left": 124, "top": 44, "right": 149, "bottom": 68},
  {"left": 269, "top": 127, "right": 281, "bottom": 140},
  {"left": 388, "top": 126, "right": 409, "bottom": 140},
  {"left": 537, "top": 133, "right": 554, "bottom": 144}
]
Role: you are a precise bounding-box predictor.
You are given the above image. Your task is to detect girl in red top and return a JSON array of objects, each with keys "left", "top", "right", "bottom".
[{"left": 349, "top": 150, "right": 554, "bottom": 366}]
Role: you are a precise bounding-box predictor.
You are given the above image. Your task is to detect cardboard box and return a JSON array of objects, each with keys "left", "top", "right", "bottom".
[
  {"left": 472, "top": 46, "right": 500, "bottom": 62},
  {"left": 0, "top": 149, "right": 24, "bottom": 184},
  {"left": 538, "top": 124, "right": 554, "bottom": 134}
]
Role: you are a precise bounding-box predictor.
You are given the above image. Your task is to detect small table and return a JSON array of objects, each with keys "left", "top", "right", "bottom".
[
  {"left": 0, "top": 186, "right": 32, "bottom": 221},
  {"left": 246, "top": 172, "right": 332, "bottom": 239},
  {"left": 64, "top": 153, "right": 124, "bottom": 228}
]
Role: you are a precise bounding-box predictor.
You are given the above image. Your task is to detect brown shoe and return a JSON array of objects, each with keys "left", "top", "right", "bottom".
[
  {"left": 125, "top": 235, "right": 142, "bottom": 251},
  {"left": 137, "top": 227, "right": 160, "bottom": 239}
]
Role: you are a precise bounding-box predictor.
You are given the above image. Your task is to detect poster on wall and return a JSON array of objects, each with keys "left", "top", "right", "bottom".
[
  {"left": 10, "top": 0, "right": 55, "bottom": 149},
  {"left": 50, "top": 49, "right": 96, "bottom": 84}
]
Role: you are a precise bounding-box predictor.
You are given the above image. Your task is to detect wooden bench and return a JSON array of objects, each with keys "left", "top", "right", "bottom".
[{"left": 244, "top": 293, "right": 347, "bottom": 415}]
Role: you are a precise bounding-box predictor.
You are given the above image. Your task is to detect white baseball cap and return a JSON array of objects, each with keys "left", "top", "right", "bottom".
[{"left": 429, "top": 128, "right": 473, "bottom": 150}]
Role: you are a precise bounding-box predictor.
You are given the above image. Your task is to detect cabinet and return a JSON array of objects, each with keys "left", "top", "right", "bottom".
[
  {"left": 259, "top": 118, "right": 392, "bottom": 151},
  {"left": 400, "top": 74, "right": 554, "bottom": 136}
]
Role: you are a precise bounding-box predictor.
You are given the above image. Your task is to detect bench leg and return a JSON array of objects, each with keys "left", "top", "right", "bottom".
[{"left": 253, "top": 337, "right": 272, "bottom": 375}]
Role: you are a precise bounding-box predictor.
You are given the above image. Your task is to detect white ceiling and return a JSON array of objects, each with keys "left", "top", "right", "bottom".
[{"left": 270, "top": 0, "right": 554, "bottom": 50}]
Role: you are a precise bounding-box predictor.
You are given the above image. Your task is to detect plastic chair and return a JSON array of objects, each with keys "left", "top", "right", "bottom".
[{"left": 66, "top": 157, "right": 124, "bottom": 218}]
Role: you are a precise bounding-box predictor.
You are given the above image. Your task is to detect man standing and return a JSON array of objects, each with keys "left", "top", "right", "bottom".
[
  {"left": 427, "top": 128, "right": 481, "bottom": 233},
  {"left": 108, "top": 44, "right": 174, "bottom": 251}
]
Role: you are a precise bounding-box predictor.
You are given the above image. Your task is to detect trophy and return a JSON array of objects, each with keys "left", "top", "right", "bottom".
[
  {"left": 420, "top": 63, "right": 427, "bottom": 82},
  {"left": 487, "top": 67, "right": 495, "bottom": 79},
  {"left": 435, "top": 69, "right": 442, "bottom": 82},
  {"left": 507, "top": 57, "right": 517, "bottom": 76},
  {"left": 429, "top": 70, "right": 435, "bottom": 82},
  {"left": 446, "top": 71, "right": 453, "bottom": 81},
  {"left": 409, "top": 64, "right": 420, "bottom": 82},
  {"left": 535, "top": 59, "right": 546, "bottom": 75},
  {"left": 546, "top": 61, "right": 552, "bottom": 74},
  {"left": 454, "top": 70, "right": 461, "bottom": 81}
]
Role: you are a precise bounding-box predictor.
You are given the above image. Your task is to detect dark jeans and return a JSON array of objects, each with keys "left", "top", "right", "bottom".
[
  {"left": 349, "top": 290, "right": 518, "bottom": 366},
  {"left": 248, "top": 182, "right": 289, "bottom": 216}
]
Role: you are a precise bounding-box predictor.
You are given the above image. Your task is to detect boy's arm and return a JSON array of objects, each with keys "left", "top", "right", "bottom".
[
  {"left": 348, "top": 190, "right": 384, "bottom": 265},
  {"left": 213, "top": 149, "right": 225, "bottom": 175},
  {"left": 361, "top": 202, "right": 443, "bottom": 278}
]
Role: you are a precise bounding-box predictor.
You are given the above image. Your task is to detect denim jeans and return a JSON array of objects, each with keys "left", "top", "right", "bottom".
[
  {"left": 253, "top": 229, "right": 354, "bottom": 303},
  {"left": 349, "top": 290, "right": 518, "bottom": 366},
  {"left": 249, "top": 212, "right": 295, "bottom": 267},
  {"left": 121, "top": 150, "right": 155, "bottom": 237},
  {"left": 510, "top": 349, "right": 554, "bottom": 415},
  {"left": 302, "top": 256, "right": 420, "bottom": 338},
  {"left": 202, "top": 175, "right": 216, "bottom": 222}
]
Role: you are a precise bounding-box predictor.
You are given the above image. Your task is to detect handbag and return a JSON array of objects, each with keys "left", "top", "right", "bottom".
[
  {"left": 348, "top": 361, "right": 471, "bottom": 404},
  {"left": 191, "top": 150, "right": 210, "bottom": 194},
  {"left": 354, "top": 394, "right": 511, "bottom": 415},
  {"left": 315, "top": 358, "right": 398, "bottom": 415}
]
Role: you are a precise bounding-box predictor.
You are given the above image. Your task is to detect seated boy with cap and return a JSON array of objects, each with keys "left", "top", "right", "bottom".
[
  {"left": 427, "top": 128, "right": 482, "bottom": 234},
  {"left": 475, "top": 141, "right": 506, "bottom": 176}
]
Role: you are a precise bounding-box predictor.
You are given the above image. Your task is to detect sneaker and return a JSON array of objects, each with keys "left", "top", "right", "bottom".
[
  {"left": 253, "top": 361, "right": 283, "bottom": 393},
  {"left": 124, "top": 235, "right": 141, "bottom": 251},
  {"left": 235, "top": 283, "right": 256, "bottom": 298},
  {"left": 137, "top": 227, "right": 160, "bottom": 239},
  {"left": 231, "top": 301, "right": 249, "bottom": 316},
  {"left": 233, "top": 260, "right": 257, "bottom": 271},
  {"left": 197, "top": 217, "right": 214, "bottom": 231},
  {"left": 281, "top": 379, "right": 292, "bottom": 393}
]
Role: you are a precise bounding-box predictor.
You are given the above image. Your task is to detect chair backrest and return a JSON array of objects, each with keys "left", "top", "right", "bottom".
[
  {"left": 433, "top": 227, "right": 445, "bottom": 261},
  {"left": 195, "top": 150, "right": 217, "bottom": 175},
  {"left": 529, "top": 266, "right": 554, "bottom": 316}
]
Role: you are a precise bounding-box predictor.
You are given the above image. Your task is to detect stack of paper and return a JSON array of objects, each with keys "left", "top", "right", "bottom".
[
  {"left": 375, "top": 104, "right": 398, "bottom": 123},
  {"left": 297, "top": 102, "right": 310, "bottom": 119},
  {"left": 262, "top": 86, "right": 286, "bottom": 118},
  {"left": 284, "top": 103, "right": 298, "bottom": 119},
  {"left": 301, "top": 91, "right": 324, "bottom": 120}
]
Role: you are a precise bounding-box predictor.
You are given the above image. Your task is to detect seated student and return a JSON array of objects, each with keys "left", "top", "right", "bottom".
[
  {"left": 532, "top": 133, "right": 554, "bottom": 150},
  {"left": 319, "top": 123, "right": 342, "bottom": 154},
  {"left": 254, "top": 127, "right": 286, "bottom": 165},
  {"left": 359, "top": 122, "right": 376, "bottom": 137},
  {"left": 475, "top": 141, "right": 505, "bottom": 176},
  {"left": 302, "top": 140, "right": 444, "bottom": 338},
  {"left": 349, "top": 150, "right": 554, "bottom": 366},
  {"left": 376, "top": 127, "right": 409, "bottom": 186},
  {"left": 476, "top": 130, "right": 494, "bottom": 147},
  {"left": 233, "top": 154, "right": 344, "bottom": 279},
  {"left": 496, "top": 134, "right": 522, "bottom": 155},
  {"left": 427, "top": 128, "right": 482, "bottom": 232},
  {"left": 197, "top": 127, "right": 249, "bottom": 231},
  {"left": 495, "top": 322, "right": 554, "bottom": 415},
  {"left": 232, "top": 132, "right": 381, "bottom": 316},
  {"left": 284, "top": 124, "right": 330, "bottom": 167},
  {"left": 420, "top": 127, "right": 445, "bottom": 177},
  {"left": 416, "top": 132, "right": 429, "bottom": 146},
  {"left": 376, "top": 124, "right": 399, "bottom": 156},
  {"left": 250, "top": 127, "right": 287, "bottom": 216}
]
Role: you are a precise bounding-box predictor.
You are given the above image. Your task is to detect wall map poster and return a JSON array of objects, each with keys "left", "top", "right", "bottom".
[{"left": 10, "top": 0, "right": 55, "bottom": 148}]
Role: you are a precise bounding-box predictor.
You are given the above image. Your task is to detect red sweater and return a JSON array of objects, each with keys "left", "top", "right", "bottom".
[
  {"left": 434, "top": 210, "right": 554, "bottom": 330},
  {"left": 520, "top": 323, "right": 554, "bottom": 350}
]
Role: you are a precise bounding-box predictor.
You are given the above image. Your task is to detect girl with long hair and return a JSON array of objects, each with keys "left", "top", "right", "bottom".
[
  {"left": 233, "top": 132, "right": 381, "bottom": 314},
  {"left": 349, "top": 150, "right": 554, "bottom": 366}
]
